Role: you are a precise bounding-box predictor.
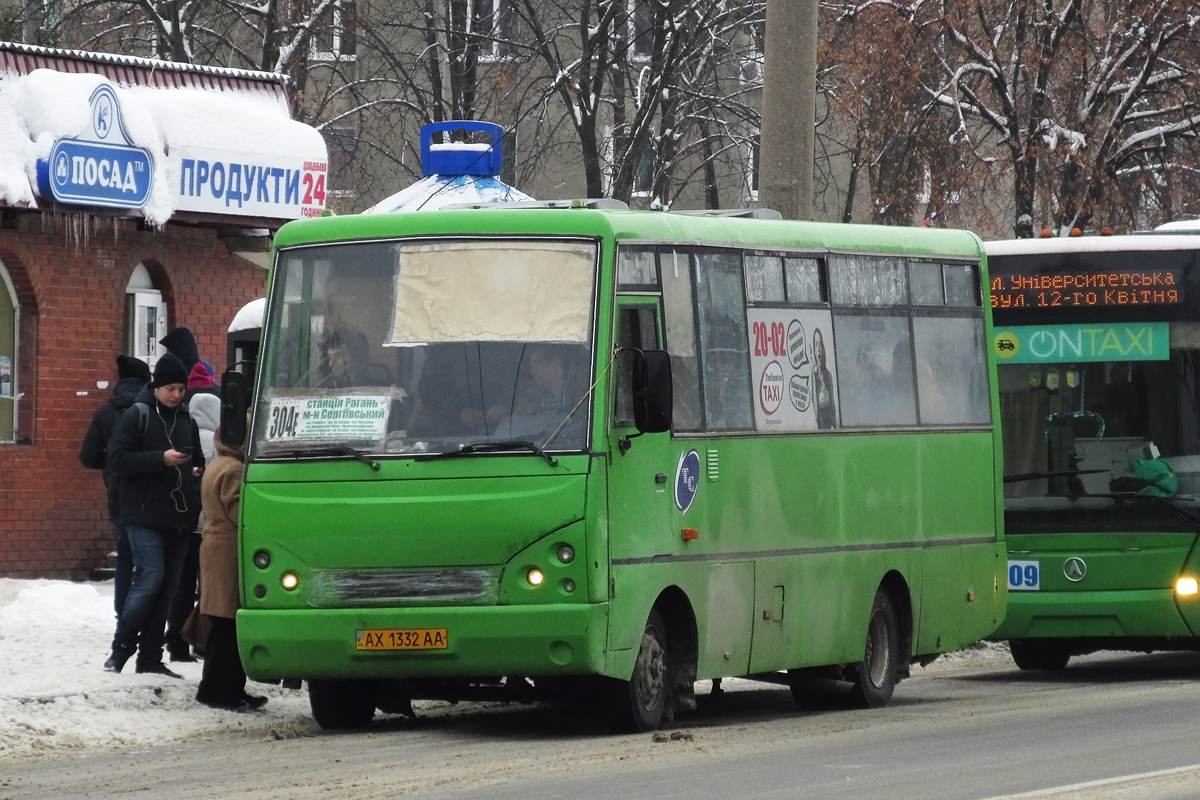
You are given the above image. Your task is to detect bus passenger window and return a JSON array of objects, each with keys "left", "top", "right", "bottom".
[{"left": 834, "top": 315, "right": 917, "bottom": 427}]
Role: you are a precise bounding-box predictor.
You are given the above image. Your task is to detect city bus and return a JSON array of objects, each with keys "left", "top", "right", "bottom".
[
  {"left": 987, "top": 234, "right": 1200, "bottom": 669},
  {"left": 222, "top": 201, "right": 1006, "bottom": 731}
]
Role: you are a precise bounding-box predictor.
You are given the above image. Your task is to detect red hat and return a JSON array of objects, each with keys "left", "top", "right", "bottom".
[{"left": 187, "top": 363, "right": 213, "bottom": 391}]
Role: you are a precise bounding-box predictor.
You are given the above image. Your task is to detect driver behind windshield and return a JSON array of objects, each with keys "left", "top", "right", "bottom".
[{"left": 406, "top": 342, "right": 586, "bottom": 445}]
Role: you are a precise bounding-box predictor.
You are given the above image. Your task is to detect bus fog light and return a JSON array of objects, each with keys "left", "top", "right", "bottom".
[
  {"left": 527, "top": 568, "right": 545, "bottom": 587},
  {"left": 557, "top": 544, "right": 575, "bottom": 563},
  {"left": 281, "top": 572, "right": 299, "bottom": 591},
  {"left": 253, "top": 550, "right": 271, "bottom": 569},
  {"left": 1176, "top": 577, "right": 1198, "bottom": 596},
  {"left": 563, "top": 579, "right": 576, "bottom": 593}
]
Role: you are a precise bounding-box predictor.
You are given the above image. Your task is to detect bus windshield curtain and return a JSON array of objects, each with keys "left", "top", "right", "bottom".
[{"left": 1002, "top": 390, "right": 1049, "bottom": 498}]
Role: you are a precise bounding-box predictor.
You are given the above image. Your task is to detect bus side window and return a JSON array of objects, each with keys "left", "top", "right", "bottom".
[
  {"left": 615, "top": 305, "right": 661, "bottom": 426},
  {"left": 661, "top": 249, "right": 703, "bottom": 431}
]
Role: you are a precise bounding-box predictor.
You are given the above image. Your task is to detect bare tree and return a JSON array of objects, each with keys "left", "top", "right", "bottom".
[{"left": 927, "top": 0, "right": 1200, "bottom": 236}]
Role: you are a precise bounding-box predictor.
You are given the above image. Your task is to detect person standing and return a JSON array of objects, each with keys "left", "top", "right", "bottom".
[
  {"left": 164, "top": 363, "right": 221, "bottom": 662},
  {"left": 103, "top": 353, "right": 204, "bottom": 677},
  {"left": 195, "top": 424, "right": 267, "bottom": 711},
  {"left": 160, "top": 327, "right": 200, "bottom": 374},
  {"left": 79, "top": 354, "right": 151, "bottom": 618}
]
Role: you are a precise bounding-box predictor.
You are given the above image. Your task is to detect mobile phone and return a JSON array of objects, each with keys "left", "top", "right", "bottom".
[{"left": 178, "top": 446, "right": 194, "bottom": 455}]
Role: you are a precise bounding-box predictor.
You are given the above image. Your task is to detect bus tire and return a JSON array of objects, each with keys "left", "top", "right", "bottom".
[
  {"left": 308, "top": 679, "right": 377, "bottom": 729},
  {"left": 848, "top": 588, "right": 899, "bottom": 709},
  {"left": 605, "top": 608, "right": 668, "bottom": 733},
  {"left": 1009, "top": 639, "right": 1071, "bottom": 671}
]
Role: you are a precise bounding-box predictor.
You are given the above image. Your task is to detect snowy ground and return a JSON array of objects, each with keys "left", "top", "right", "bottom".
[
  {"left": 0, "top": 578, "right": 316, "bottom": 764},
  {"left": 0, "top": 577, "right": 1012, "bottom": 765}
]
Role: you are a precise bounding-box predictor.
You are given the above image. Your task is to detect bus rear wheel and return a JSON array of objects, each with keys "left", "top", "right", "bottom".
[
  {"left": 308, "top": 679, "right": 377, "bottom": 729},
  {"left": 1009, "top": 639, "right": 1071, "bottom": 671},
  {"left": 848, "top": 588, "right": 899, "bottom": 709},
  {"left": 605, "top": 608, "right": 668, "bottom": 732}
]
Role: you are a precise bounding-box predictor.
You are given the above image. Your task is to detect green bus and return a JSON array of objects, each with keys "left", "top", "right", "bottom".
[
  {"left": 223, "top": 202, "right": 1006, "bottom": 731},
  {"left": 988, "top": 233, "right": 1200, "bottom": 669}
]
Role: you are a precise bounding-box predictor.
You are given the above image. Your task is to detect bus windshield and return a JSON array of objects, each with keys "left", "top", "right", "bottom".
[
  {"left": 254, "top": 237, "right": 599, "bottom": 458},
  {"left": 989, "top": 237, "right": 1200, "bottom": 510}
]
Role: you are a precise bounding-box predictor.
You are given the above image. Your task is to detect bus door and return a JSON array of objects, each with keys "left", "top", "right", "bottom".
[{"left": 607, "top": 299, "right": 678, "bottom": 645}]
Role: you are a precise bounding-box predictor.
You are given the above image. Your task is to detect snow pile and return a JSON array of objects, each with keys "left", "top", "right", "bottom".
[{"left": 0, "top": 578, "right": 315, "bottom": 763}]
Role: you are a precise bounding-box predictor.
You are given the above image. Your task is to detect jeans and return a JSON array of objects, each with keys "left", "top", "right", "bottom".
[
  {"left": 113, "top": 518, "right": 133, "bottom": 618},
  {"left": 111, "top": 524, "right": 190, "bottom": 667}
]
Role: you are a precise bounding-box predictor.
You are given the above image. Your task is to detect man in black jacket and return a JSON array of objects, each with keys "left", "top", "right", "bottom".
[
  {"left": 79, "top": 355, "right": 150, "bottom": 619},
  {"left": 104, "top": 353, "right": 205, "bottom": 678}
]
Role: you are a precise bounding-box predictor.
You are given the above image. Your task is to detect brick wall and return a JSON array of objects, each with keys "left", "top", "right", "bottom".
[{"left": 0, "top": 213, "right": 266, "bottom": 579}]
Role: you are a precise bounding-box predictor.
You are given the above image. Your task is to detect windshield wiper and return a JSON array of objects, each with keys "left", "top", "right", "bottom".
[
  {"left": 415, "top": 440, "right": 558, "bottom": 467},
  {"left": 278, "top": 446, "right": 381, "bottom": 472}
]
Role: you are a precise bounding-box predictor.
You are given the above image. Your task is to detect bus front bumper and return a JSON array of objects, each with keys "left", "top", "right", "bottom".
[
  {"left": 236, "top": 603, "right": 609, "bottom": 681},
  {"left": 991, "top": 588, "right": 1196, "bottom": 640}
]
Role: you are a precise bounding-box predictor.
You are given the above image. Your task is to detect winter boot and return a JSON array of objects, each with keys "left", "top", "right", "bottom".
[
  {"left": 166, "top": 633, "right": 197, "bottom": 663},
  {"left": 103, "top": 647, "right": 133, "bottom": 673}
]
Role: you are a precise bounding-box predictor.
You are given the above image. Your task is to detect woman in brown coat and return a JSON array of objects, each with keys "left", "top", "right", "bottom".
[{"left": 195, "top": 426, "right": 266, "bottom": 711}]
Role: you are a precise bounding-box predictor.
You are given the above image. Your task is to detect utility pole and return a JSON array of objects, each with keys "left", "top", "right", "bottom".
[{"left": 759, "top": 0, "right": 818, "bottom": 221}]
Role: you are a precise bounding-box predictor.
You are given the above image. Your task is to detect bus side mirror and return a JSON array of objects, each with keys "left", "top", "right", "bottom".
[
  {"left": 633, "top": 349, "right": 673, "bottom": 434},
  {"left": 220, "top": 370, "right": 249, "bottom": 447}
]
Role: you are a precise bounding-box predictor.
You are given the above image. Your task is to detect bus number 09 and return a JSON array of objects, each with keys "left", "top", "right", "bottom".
[
  {"left": 1008, "top": 562, "right": 1039, "bottom": 590},
  {"left": 269, "top": 405, "right": 299, "bottom": 439},
  {"left": 753, "top": 321, "right": 787, "bottom": 358}
]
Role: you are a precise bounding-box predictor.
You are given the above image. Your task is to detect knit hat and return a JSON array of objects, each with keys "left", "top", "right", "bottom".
[
  {"left": 116, "top": 354, "right": 151, "bottom": 383},
  {"left": 151, "top": 352, "right": 189, "bottom": 388},
  {"left": 187, "top": 363, "right": 213, "bottom": 391}
]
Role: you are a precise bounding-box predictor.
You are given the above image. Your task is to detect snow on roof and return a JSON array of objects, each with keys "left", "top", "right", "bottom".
[
  {"left": 0, "top": 40, "right": 290, "bottom": 90},
  {"left": 361, "top": 173, "right": 533, "bottom": 214},
  {"left": 229, "top": 297, "right": 266, "bottom": 333},
  {"left": 1154, "top": 219, "right": 1200, "bottom": 232},
  {"left": 0, "top": 60, "right": 325, "bottom": 225},
  {"left": 985, "top": 234, "right": 1200, "bottom": 256}
]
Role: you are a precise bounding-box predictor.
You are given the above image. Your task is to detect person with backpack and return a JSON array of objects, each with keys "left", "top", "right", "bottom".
[
  {"left": 79, "top": 354, "right": 151, "bottom": 618},
  {"left": 103, "top": 353, "right": 205, "bottom": 678}
]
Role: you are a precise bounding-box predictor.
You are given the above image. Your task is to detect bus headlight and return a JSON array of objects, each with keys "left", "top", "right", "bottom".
[
  {"left": 557, "top": 544, "right": 575, "bottom": 564},
  {"left": 527, "top": 568, "right": 545, "bottom": 587},
  {"left": 281, "top": 571, "right": 299, "bottom": 591},
  {"left": 252, "top": 549, "right": 271, "bottom": 569},
  {"left": 1176, "top": 577, "right": 1198, "bottom": 596}
]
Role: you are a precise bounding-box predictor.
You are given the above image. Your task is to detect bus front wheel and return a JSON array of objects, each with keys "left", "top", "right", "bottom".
[
  {"left": 308, "top": 679, "right": 377, "bottom": 729},
  {"left": 848, "top": 588, "right": 899, "bottom": 709},
  {"left": 605, "top": 608, "right": 668, "bottom": 732},
  {"left": 1009, "top": 639, "right": 1071, "bottom": 671}
]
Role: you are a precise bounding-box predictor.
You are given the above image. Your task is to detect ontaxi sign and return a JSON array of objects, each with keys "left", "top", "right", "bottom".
[
  {"left": 992, "top": 323, "right": 1170, "bottom": 364},
  {"left": 36, "top": 85, "right": 153, "bottom": 209}
]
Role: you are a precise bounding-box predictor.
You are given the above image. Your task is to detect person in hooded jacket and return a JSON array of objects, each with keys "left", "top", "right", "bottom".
[
  {"left": 164, "top": 363, "right": 221, "bottom": 661},
  {"left": 79, "top": 354, "right": 151, "bottom": 618},
  {"left": 103, "top": 353, "right": 205, "bottom": 678},
  {"left": 160, "top": 327, "right": 200, "bottom": 374},
  {"left": 195, "top": 424, "right": 267, "bottom": 711}
]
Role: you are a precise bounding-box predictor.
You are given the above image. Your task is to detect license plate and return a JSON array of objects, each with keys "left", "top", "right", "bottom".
[{"left": 355, "top": 628, "right": 448, "bottom": 651}]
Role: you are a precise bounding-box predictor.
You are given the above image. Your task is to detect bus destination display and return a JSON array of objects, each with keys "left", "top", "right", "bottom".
[{"left": 990, "top": 269, "right": 1181, "bottom": 310}]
